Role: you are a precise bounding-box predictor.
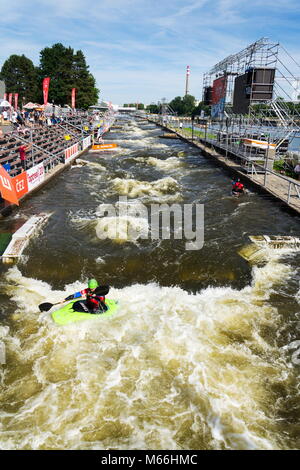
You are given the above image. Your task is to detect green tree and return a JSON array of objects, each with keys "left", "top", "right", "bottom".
[
  {"left": 181, "top": 94, "right": 196, "bottom": 115},
  {"left": 192, "top": 101, "right": 210, "bottom": 117},
  {"left": 38, "top": 43, "right": 98, "bottom": 108},
  {"left": 37, "top": 43, "right": 74, "bottom": 105},
  {"left": 169, "top": 96, "right": 184, "bottom": 115},
  {"left": 146, "top": 104, "right": 159, "bottom": 114},
  {"left": 0, "top": 54, "right": 38, "bottom": 104},
  {"left": 71, "top": 50, "right": 99, "bottom": 108}
]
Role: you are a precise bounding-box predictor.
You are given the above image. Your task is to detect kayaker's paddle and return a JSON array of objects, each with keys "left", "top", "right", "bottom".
[
  {"left": 38, "top": 301, "right": 64, "bottom": 312},
  {"left": 38, "top": 286, "right": 110, "bottom": 312},
  {"left": 95, "top": 285, "right": 110, "bottom": 296}
]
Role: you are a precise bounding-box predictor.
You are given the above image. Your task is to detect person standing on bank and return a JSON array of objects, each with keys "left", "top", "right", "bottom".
[
  {"left": 294, "top": 163, "right": 300, "bottom": 181},
  {"left": 18, "top": 142, "right": 32, "bottom": 172}
]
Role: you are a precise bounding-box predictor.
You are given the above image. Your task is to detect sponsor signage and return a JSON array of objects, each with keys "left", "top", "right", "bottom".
[
  {"left": 26, "top": 163, "right": 45, "bottom": 191},
  {"left": 14, "top": 93, "right": 19, "bottom": 110},
  {"left": 0, "top": 165, "right": 19, "bottom": 205},
  {"left": 12, "top": 172, "right": 28, "bottom": 199},
  {"left": 91, "top": 143, "right": 118, "bottom": 150},
  {"left": 82, "top": 136, "right": 91, "bottom": 150},
  {"left": 43, "top": 77, "right": 50, "bottom": 105},
  {"left": 211, "top": 75, "right": 227, "bottom": 118},
  {"left": 71, "top": 88, "right": 76, "bottom": 109},
  {"left": 64, "top": 143, "right": 79, "bottom": 163}
]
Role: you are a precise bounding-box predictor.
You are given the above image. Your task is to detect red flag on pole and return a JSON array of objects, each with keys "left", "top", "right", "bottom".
[
  {"left": 14, "top": 93, "right": 19, "bottom": 110},
  {"left": 43, "top": 77, "right": 50, "bottom": 105},
  {"left": 3, "top": 93, "right": 7, "bottom": 100},
  {"left": 0, "top": 165, "right": 19, "bottom": 205},
  {"left": 8, "top": 93, "right": 13, "bottom": 106},
  {"left": 71, "top": 88, "right": 76, "bottom": 109}
]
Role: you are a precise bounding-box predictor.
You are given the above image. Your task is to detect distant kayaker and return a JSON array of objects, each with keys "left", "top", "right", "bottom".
[
  {"left": 64, "top": 279, "right": 109, "bottom": 313},
  {"left": 231, "top": 178, "right": 245, "bottom": 197}
]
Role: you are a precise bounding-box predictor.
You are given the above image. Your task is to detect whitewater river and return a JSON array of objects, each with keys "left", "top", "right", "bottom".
[{"left": 0, "top": 117, "right": 299, "bottom": 450}]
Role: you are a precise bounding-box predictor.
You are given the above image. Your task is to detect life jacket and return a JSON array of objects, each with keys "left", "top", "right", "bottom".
[
  {"left": 233, "top": 182, "right": 244, "bottom": 190},
  {"left": 85, "top": 288, "right": 105, "bottom": 311}
]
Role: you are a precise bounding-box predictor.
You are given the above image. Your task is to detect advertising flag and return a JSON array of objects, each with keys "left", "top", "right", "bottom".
[
  {"left": 14, "top": 93, "right": 19, "bottom": 110},
  {"left": 8, "top": 93, "right": 13, "bottom": 106},
  {"left": 3, "top": 93, "right": 7, "bottom": 100},
  {"left": 43, "top": 77, "right": 50, "bottom": 105},
  {"left": 71, "top": 88, "right": 76, "bottom": 109},
  {"left": 0, "top": 165, "right": 19, "bottom": 205}
]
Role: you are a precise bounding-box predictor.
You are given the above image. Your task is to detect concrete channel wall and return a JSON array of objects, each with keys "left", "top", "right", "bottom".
[{"left": 0, "top": 136, "right": 92, "bottom": 218}]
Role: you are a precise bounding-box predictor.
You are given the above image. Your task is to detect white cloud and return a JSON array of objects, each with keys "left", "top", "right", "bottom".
[{"left": 0, "top": 0, "right": 299, "bottom": 104}]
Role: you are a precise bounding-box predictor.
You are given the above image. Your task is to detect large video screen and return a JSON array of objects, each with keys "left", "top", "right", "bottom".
[{"left": 211, "top": 76, "right": 227, "bottom": 118}]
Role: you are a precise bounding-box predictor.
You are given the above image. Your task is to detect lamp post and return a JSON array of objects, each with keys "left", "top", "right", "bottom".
[{"left": 191, "top": 115, "right": 194, "bottom": 141}]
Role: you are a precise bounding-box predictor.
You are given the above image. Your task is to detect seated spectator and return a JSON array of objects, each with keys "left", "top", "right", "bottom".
[{"left": 3, "top": 162, "right": 11, "bottom": 173}]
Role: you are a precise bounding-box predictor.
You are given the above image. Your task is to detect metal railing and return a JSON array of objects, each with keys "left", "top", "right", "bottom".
[{"left": 148, "top": 116, "right": 300, "bottom": 206}]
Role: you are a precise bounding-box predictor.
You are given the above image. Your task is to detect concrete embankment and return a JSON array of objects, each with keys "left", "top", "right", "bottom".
[{"left": 0, "top": 145, "right": 89, "bottom": 218}]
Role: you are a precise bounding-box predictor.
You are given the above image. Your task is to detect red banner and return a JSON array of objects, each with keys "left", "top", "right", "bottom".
[
  {"left": 14, "top": 93, "right": 19, "bottom": 110},
  {"left": 0, "top": 165, "right": 19, "bottom": 205},
  {"left": 3, "top": 93, "right": 7, "bottom": 101},
  {"left": 43, "top": 77, "right": 50, "bottom": 105},
  {"left": 212, "top": 76, "right": 227, "bottom": 105},
  {"left": 71, "top": 88, "right": 76, "bottom": 109},
  {"left": 8, "top": 93, "right": 13, "bottom": 106},
  {"left": 12, "top": 172, "right": 28, "bottom": 199}
]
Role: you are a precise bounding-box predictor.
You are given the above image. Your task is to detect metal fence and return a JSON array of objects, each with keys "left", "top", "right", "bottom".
[{"left": 149, "top": 116, "right": 300, "bottom": 207}]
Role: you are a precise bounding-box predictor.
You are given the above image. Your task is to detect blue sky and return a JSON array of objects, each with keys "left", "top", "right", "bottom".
[{"left": 0, "top": 0, "right": 300, "bottom": 105}]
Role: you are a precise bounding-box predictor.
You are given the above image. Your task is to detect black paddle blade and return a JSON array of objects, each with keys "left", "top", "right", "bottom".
[
  {"left": 39, "top": 302, "right": 54, "bottom": 312},
  {"left": 94, "top": 285, "right": 109, "bottom": 296}
]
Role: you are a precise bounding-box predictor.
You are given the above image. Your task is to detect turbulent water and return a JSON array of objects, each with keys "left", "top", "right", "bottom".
[{"left": 0, "top": 117, "right": 299, "bottom": 450}]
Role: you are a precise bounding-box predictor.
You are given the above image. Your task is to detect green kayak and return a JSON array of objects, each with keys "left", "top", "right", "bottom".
[{"left": 52, "top": 298, "right": 119, "bottom": 325}]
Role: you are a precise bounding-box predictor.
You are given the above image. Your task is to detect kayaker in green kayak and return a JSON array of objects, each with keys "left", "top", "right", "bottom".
[{"left": 64, "top": 279, "right": 109, "bottom": 313}]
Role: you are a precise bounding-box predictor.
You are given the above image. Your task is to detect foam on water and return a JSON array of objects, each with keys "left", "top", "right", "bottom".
[
  {"left": 0, "top": 253, "right": 297, "bottom": 450},
  {"left": 95, "top": 215, "right": 149, "bottom": 244},
  {"left": 118, "top": 136, "right": 170, "bottom": 151},
  {"left": 111, "top": 176, "right": 182, "bottom": 202},
  {"left": 145, "top": 157, "right": 185, "bottom": 171}
]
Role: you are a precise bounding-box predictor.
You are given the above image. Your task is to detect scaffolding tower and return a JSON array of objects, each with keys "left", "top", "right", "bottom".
[{"left": 203, "top": 37, "right": 300, "bottom": 153}]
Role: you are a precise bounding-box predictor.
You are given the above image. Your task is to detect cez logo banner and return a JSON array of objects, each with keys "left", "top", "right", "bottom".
[
  {"left": 0, "top": 165, "right": 19, "bottom": 205},
  {"left": 12, "top": 172, "right": 29, "bottom": 199}
]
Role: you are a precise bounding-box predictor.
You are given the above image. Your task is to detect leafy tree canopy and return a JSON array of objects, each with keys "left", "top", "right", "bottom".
[
  {"left": 0, "top": 54, "right": 38, "bottom": 103},
  {"left": 169, "top": 95, "right": 196, "bottom": 116},
  {"left": 38, "top": 43, "right": 99, "bottom": 108},
  {"left": 1, "top": 44, "right": 99, "bottom": 109}
]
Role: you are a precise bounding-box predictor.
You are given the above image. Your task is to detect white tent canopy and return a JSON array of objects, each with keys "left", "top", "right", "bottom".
[
  {"left": 23, "top": 102, "right": 42, "bottom": 109},
  {"left": 0, "top": 99, "right": 11, "bottom": 107}
]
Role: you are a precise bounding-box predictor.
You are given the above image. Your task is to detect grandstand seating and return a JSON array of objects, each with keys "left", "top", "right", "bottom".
[{"left": 0, "top": 116, "right": 88, "bottom": 177}]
